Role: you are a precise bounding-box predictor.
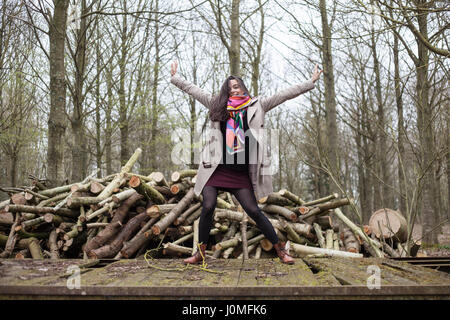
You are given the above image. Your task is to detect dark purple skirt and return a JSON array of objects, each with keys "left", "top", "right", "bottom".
[{"left": 205, "top": 165, "right": 253, "bottom": 190}]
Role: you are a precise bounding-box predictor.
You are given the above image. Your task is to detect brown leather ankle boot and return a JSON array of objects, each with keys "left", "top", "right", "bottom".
[
  {"left": 183, "top": 243, "right": 207, "bottom": 264},
  {"left": 273, "top": 242, "right": 295, "bottom": 264}
]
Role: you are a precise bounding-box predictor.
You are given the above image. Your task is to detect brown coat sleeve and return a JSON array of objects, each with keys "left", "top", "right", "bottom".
[
  {"left": 170, "top": 74, "right": 213, "bottom": 109},
  {"left": 260, "top": 79, "right": 315, "bottom": 113}
]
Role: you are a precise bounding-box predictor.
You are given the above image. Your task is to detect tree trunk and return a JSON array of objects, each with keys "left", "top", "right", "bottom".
[
  {"left": 415, "top": 4, "right": 439, "bottom": 244},
  {"left": 319, "top": 0, "right": 339, "bottom": 193},
  {"left": 230, "top": 0, "right": 241, "bottom": 76},
  {"left": 47, "top": 0, "right": 69, "bottom": 187},
  {"left": 393, "top": 27, "right": 407, "bottom": 216}
]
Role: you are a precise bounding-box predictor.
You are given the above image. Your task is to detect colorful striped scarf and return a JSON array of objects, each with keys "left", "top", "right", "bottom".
[{"left": 226, "top": 94, "right": 251, "bottom": 155}]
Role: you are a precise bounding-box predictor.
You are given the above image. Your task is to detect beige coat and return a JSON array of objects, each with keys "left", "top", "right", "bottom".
[{"left": 171, "top": 74, "right": 316, "bottom": 200}]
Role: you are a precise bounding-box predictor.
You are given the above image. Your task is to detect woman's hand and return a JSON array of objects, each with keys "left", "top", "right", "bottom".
[
  {"left": 311, "top": 63, "right": 323, "bottom": 83},
  {"left": 171, "top": 60, "right": 178, "bottom": 76}
]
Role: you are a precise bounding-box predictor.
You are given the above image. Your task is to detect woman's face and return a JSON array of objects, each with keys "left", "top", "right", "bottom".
[{"left": 229, "top": 79, "right": 245, "bottom": 97}]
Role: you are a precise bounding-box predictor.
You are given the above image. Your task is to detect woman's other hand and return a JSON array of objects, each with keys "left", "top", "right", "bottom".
[
  {"left": 171, "top": 60, "right": 178, "bottom": 76},
  {"left": 311, "top": 63, "right": 323, "bottom": 83}
]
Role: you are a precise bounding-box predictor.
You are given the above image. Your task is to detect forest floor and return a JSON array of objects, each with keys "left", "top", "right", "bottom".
[{"left": 416, "top": 223, "right": 450, "bottom": 257}]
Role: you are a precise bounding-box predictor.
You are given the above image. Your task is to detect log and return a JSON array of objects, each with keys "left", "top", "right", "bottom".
[
  {"left": 212, "top": 222, "right": 238, "bottom": 258},
  {"left": 259, "top": 238, "right": 273, "bottom": 251},
  {"left": 289, "top": 242, "right": 363, "bottom": 258},
  {"left": 27, "top": 238, "right": 44, "bottom": 259},
  {"left": 0, "top": 213, "right": 19, "bottom": 258},
  {"left": 162, "top": 242, "right": 213, "bottom": 257},
  {"left": 278, "top": 189, "right": 305, "bottom": 205},
  {"left": 254, "top": 245, "right": 262, "bottom": 259},
  {"left": 316, "top": 215, "right": 333, "bottom": 230},
  {"left": 325, "top": 229, "right": 334, "bottom": 250},
  {"left": 84, "top": 193, "right": 143, "bottom": 254},
  {"left": 129, "top": 175, "right": 166, "bottom": 204},
  {"left": 0, "top": 211, "right": 14, "bottom": 226},
  {"left": 11, "top": 193, "right": 27, "bottom": 205},
  {"left": 313, "top": 223, "right": 326, "bottom": 248},
  {"left": 240, "top": 213, "right": 249, "bottom": 260},
  {"left": 67, "top": 196, "right": 103, "bottom": 209},
  {"left": 146, "top": 204, "right": 177, "bottom": 218},
  {"left": 15, "top": 249, "right": 30, "bottom": 259},
  {"left": 259, "top": 192, "right": 295, "bottom": 206},
  {"left": 340, "top": 225, "right": 361, "bottom": 253},
  {"left": 90, "top": 181, "right": 105, "bottom": 194},
  {"left": 262, "top": 204, "right": 298, "bottom": 222},
  {"left": 5, "top": 204, "right": 79, "bottom": 218},
  {"left": 37, "top": 192, "right": 70, "bottom": 207},
  {"left": 171, "top": 170, "right": 197, "bottom": 183},
  {"left": 303, "top": 193, "right": 339, "bottom": 207},
  {"left": 151, "top": 172, "right": 170, "bottom": 188},
  {"left": 48, "top": 230, "right": 60, "bottom": 259},
  {"left": 120, "top": 217, "right": 159, "bottom": 258},
  {"left": 170, "top": 181, "right": 192, "bottom": 195},
  {"left": 334, "top": 208, "right": 383, "bottom": 257},
  {"left": 184, "top": 207, "right": 203, "bottom": 226},
  {"left": 268, "top": 218, "right": 313, "bottom": 239},
  {"left": 192, "top": 219, "right": 199, "bottom": 255},
  {"left": 151, "top": 188, "right": 195, "bottom": 235},
  {"left": 89, "top": 211, "right": 149, "bottom": 259},
  {"left": 214, "top": 209, "right": 256, "bottom": 225},
  {"left": 174, "top": 202, "right": 202, "bottom": 225},
  {"left": 299, "top": 198, "right": 350, "bottom": 221},
  {"left": 96, "top": 148, "right": 142, "bottom": 200},
  {"left": 369, "top": 208, "right": 407, "bottom": 243}
]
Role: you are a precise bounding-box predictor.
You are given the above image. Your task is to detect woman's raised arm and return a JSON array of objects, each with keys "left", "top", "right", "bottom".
[
  {"left": 170, "top": 60, "right": 213, "bottom": 109},
  {"left": 260, "top": 64, "right": 322, "bottom": 113}
]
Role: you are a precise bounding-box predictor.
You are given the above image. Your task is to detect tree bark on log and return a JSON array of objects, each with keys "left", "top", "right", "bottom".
[
  {"left": 149, "top": 172, "right": 169, "bottom": 188},
  {"left": 303, "top": 193, "right": 339, "bottom": 207},
  {"left": 259, "top": 192, "right": 295, "bottom": 206},
  {"left": 171, "top": 170, "right": 197, "bottom": 183},
  {"left": 262, "top": 204, "right": 298, "bottom": 222},
  {"left": 313, "top": 223, "right": 326, "bottom": 248},
  {"left": 268, "top": 218, "right": 313, "bottom": 239},
  {"left": 240, "top": 213, "right": 249, "bottom": 260},
  {"left": 152, "top": 188, "right": 195, "bottom": 235},
  {"left": 146, "top": 204, "right": 177, "bottom": 218},
  {"left": 174, "top": 203, "right": 202, "bottom": 225},
  {"left": 289, "top": 242, "right": 363, "bottom": 258},
  {"left": 0, "top": 211, "right": 14, "bottom": 226},
  {"left": 340, "top": 225, "right": 361, "bottom": 253},
  {"left": 5, "top": 204, "right": 78, "bottom": 218},
  {"left": 278, "top": 189, "right": 305, "bottom": 205},
  {"left": 84, "top": 193, "right": 143, "bottom": 254},
  {"left": 334, "top": 208, "right": 383, "bottom": 257},
  {"left": 96, "top": 148, "right": 142, "bottom": 200},
  {"left": 299, "top": 198, "right": 350, "bottom": 221},
  {"left": 89, "top": 211, "right": 149, "bottom": 259},
  {"left": 48, "top": 230, "right": 60, "bottom": 259},
  {"left": 0, "top": 213, "right": 19, "bottom": 258},
  {"left": 129, "top": 175, "right": 166, "bottom": 204},
  {"left": 369, "top": 208, "right": 407, "bottom": 243}
]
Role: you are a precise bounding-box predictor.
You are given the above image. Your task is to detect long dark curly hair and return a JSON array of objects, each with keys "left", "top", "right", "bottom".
[{"left": 209, "top": 76, "right": 251, "bottom": 122}]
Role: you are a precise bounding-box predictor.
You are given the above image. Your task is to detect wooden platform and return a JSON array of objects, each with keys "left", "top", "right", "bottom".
[{"left": 1, "top": 257, "right": 449, "bottom": 299}]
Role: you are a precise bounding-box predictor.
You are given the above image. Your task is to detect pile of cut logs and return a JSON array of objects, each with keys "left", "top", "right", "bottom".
[{"left": 0, "top": 148, "right": 420, "bottom": 260}]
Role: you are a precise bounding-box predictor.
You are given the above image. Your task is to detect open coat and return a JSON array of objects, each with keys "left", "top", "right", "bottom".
[{"left": 171, "top": 74, "right": 315, "bottom": 200}]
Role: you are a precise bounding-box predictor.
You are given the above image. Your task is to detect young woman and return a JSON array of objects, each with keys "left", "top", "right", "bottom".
[{"left": 170, "top": 61, "right": 322, "bottom": 264}]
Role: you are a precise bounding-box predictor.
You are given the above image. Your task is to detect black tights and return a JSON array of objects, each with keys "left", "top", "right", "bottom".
[{"left": 199, "top": 186, "right": 279, "bottom": 245}]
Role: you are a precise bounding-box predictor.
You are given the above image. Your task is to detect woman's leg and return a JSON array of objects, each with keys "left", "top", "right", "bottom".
[
  {"left": 229, "top": 188, "right": 279, "bottom": 244},
  {"left": 198, "top": 186, "right": 219, "bottom": 245},
  {"left": 230, "top": 187, "right": 294, "bottom": 264}
]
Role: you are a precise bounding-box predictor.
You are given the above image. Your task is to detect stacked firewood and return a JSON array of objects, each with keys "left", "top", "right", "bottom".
[{"left": 0, "top": 148, "right": 419, "bottom": 260}]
